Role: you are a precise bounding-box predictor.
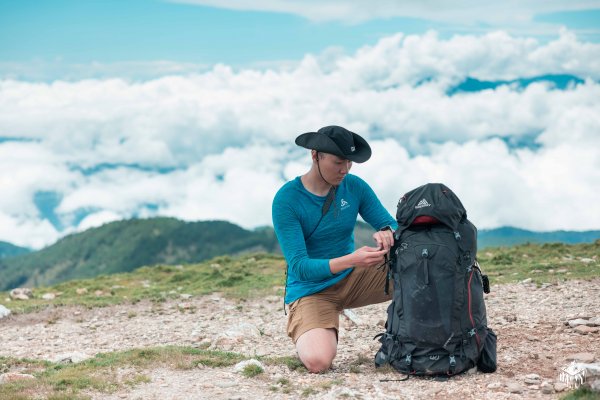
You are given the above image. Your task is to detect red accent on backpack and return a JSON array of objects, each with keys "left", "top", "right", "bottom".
[{"left": 412, "top": 216, "right": 440, "bottom": 225}]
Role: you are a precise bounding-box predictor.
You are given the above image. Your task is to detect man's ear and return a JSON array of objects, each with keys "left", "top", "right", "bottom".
[{"left": 311, "top": 150, "right": 319, "bottom": 162}]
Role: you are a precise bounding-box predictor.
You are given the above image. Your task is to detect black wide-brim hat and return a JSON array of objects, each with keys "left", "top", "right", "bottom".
[{"left": 295, "top": 125, "right": 372, "bottom": 163}]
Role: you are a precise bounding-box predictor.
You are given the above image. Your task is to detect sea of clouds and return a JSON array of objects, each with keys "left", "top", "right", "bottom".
[{"left": 1, "top": 30, "right": 599, "bottom": 249}]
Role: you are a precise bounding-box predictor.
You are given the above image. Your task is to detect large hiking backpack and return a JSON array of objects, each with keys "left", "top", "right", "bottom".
[{"left": 374, "top": 183, "right": 497, "bottom": 376}]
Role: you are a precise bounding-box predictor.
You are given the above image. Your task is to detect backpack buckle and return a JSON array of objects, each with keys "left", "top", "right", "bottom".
[{"left": 449, "top": 355, "right": 456, "bottom": 367}]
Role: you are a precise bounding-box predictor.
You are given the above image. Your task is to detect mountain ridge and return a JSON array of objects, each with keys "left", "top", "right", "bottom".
[
  {"left": 0, "top": 218, "right": 278, "bottom": 291},
  {"left": 0, "top": 241, "right": 31, "bottom": 259},
  {"left": 0, "top": 217, "right": 597, "bottom": 291}
]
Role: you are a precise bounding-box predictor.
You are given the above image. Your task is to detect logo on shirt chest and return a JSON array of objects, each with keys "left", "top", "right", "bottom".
[{"left": 340, "top": 198, "right": 350, "bottom": 210}]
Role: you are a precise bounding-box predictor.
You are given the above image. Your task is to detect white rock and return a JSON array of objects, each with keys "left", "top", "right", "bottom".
[
  {"left": 566, "top": 353, "right": 596, "bottom": 363},
  {"left": 342, "top": 309, "right": 363, "bottom": 326},
  {"left": 214, "top": 380, "right": 237, "bottom": 388},
  {"left": 226, "top": 322, "right": 261, "bottom": 339},
  {"left": 487, "top": 382, "right": 504, "bottom": 389},
  {"left": 524, "top": 374, "right": 541, "bottom": 384},
  {"left": 233, "top": 359, "right": 265, "bottom": 373},
  {"left": 554, "top": 382, "right": 568, "bottom": 392},
  {"left": 574, "top": 325, "right": 599, "bottom": 334},
  {"left": 507, "top": 382, "right": 523, "bottom": 393},
  {"left": 52, "top": 352, "right": 91, "bottom": 364},
  {"left": 42, "top": 293, "right": 56, "bottom": 300},
  {"left": 571, "top": 363, "right": 600, "bottom": 377},
  {"left": 0, "top": 305, "right": 11, "bottom": 319},
  {"left": 9, "top": 288, "right": 32, "bottom": 300},
  {"left": 568, "top": 318, "right": 597, "bottom": 328},
  {"left": 540, "top": 382, "right": 554, "bottom": 394}
]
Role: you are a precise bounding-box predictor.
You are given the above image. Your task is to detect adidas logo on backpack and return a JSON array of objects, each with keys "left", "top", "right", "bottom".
[
  {"left": 415, "top": 198, "right": 430, "bottom": 209},
  {"left": 375, "top": 183, "right": 497, "bottom": 377}
]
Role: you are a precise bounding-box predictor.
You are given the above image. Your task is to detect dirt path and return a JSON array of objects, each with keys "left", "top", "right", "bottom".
[{"left": 1, "top": 279, "right": 599, "bottom": 399}]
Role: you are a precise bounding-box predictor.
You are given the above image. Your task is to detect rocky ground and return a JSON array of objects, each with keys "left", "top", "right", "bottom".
[{"left": 1, "top": 279, "right": 599, "bottom": 399}]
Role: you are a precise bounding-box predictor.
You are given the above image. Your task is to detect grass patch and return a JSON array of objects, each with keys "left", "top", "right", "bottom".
[
  {"left": 374, "top": 364, "right": 398, "bottom": 374},
  {"left": 241, "top": 364, "right": 264, "bottom": 378},
  {"left": 277, "top": 377, "right": 290, "bottom": 385},
  {"left": 561, "top": 387, "right": 600, "bottom": 400},
  {"left": 2, "top": 253, "right": 286, "bottom": 314},
  {"left": 478, "top": 241, "right": 599, "bottom": 285},
  {"left": 265, "top": 355, "right": 306, "bottom": 372},
  {"left": 0, "top": 346, "right": 310, "bottom": 399},
  {"left": 3, "top": 241, "right": 597, "bottom": 315},
  {"left": 349, "top": 354, "right": 371, "bottom": 373},
  {"left": 302, "top": 387, "right": 319, "bottom": 397},
  {"left": 0, "top": 346, "right": 246, "bottom": 399},
  {"left": 318, "top": 378, "right": 344, "bottom": 390}
]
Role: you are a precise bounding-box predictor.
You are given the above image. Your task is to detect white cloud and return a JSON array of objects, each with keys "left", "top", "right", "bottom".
[
  {"left": 360, "top": 138, "right": 600, "bottom": 232},
  {"left": 77, "top": 210, "right": 123, "bottom": 232},
  {"left": 0, "top": 60, "right": 213, "bottom": 82},
  {"left": 0, "top": 30, "right": 599, "bottom": 248},
  {"left": 0, "top": 212, "right": 59, "bottom": 250},
  {"left": 170, "top": 0, "right": 598, "bottom": 28}
]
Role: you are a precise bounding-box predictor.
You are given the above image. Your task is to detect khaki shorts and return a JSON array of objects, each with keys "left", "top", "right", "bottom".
[{"left": 287, "top": 266, "right": 392, "bottom": 343}]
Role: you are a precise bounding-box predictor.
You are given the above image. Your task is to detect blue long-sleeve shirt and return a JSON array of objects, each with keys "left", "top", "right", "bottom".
[{"left": 272, "top": 174, "right": 397, "bottom": 304}]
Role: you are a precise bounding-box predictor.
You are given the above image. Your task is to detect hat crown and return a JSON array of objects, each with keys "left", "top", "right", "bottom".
[
  {"left": 294, "top": 125, "right": 371, "bottom": 163},
  {"left": 318, "top": 126, "right": 356, "bottom": 155}
]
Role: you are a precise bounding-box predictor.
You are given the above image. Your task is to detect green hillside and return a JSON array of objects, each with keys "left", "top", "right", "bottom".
[
  {"left": 478, "top": 227, "right": 600, "bottom": 248},
  {"left": 0, "top": 241, "right": 31, "bottom": 259},
  {"left": 1, "top": 241, "right": 598, "bottom": 316},
  {"left": 1, "top": 216, "right": 597, "bottom": 292},
  {"left": 0, "top": 218, "right": 278, "bottom": 291}
]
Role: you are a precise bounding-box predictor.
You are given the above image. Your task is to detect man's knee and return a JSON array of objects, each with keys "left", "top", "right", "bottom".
[
  {"left": 302, "top": 352, "right": 335, "bottom": 373},
  {"left": 295, "top": 328, "right": 337, "bottom": 373}
]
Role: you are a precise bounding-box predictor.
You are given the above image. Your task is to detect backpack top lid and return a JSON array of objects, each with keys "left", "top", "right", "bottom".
[{"left": 396, "top": 183, "right": 467, "bottom": 232}]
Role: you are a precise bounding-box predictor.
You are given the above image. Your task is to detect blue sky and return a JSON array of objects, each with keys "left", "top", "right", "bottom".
[
  {"left": 1, "top": 1, "right": 432, "bottom": 64},
  {"left": 0, "top": 1, "right": 599, "bottom": 248},
  {"left": 1, "top": 1, "right": 599, "bottom": 76}
]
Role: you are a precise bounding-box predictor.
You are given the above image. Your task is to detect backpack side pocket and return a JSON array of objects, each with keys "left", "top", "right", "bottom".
[{"left": 477, "top": 328, "right": 497, "bottom": 373}]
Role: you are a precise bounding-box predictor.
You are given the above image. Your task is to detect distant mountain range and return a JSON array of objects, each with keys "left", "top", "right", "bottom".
[
  {"left": 0, "top": 241, "right": 31, "bottom": 259},
  {"left": 0, "top": 218, "right": 597, "bottom": 291},
  {"left": 477, "top": 227, "right": 600, "bottom": 248},
  {"left": 0, "top": 218, "right": 279, "bottom": 291}
]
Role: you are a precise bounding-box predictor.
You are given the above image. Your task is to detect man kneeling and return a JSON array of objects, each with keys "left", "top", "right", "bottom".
[{"left": 272, "top": 125, "right": 396, "bottom": 373}]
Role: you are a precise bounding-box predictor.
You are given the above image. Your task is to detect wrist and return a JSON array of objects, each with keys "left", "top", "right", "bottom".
[
  {"left": 380, "top": 225, "right": 394, "bottom": 232},
  {"left": 329, "top": 253, "right": 355, "bottom": 274}
]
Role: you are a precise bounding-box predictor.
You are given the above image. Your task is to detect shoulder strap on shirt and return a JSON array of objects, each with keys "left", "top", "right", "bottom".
[{"left": 304, "top": 185, "right": 336, "bottom": 241}]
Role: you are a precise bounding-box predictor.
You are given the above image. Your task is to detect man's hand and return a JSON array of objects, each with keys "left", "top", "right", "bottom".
[
  {"left": 373, "top": 229, "right": 394, "bottom": 252},
  {"left": 351, "top": 246, "right": 388, "bottom": 268},
  {"left": 329, "top": 241, "right": 391, "bottom": 274}
]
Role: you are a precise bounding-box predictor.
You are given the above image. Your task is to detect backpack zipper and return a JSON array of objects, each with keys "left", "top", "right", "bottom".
[{"left": 421, "top": 248, "right": 429, "bottom": 285}]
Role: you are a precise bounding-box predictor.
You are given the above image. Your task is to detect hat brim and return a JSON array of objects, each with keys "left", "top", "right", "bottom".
[{"left": 295, "top": 131, "right": 371, "bottom": 163}]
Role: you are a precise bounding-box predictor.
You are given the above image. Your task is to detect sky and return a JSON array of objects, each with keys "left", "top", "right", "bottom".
[{"left": 1, "top": 0, "right": 599, "bottom": 249}]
